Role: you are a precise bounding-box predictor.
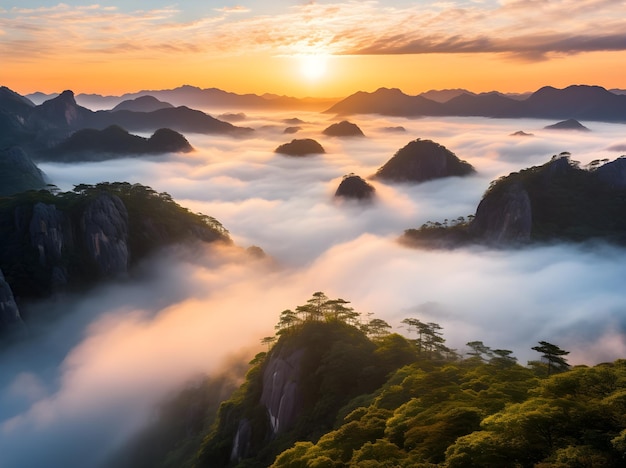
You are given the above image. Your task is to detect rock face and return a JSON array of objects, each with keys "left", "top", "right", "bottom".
[
  {"left": 322, "top": 120, "right": 364, "bottom": 137},
  {"left": 544, "top": 119, "right": 590, "bottom": 131},
  {"left": 274, "top": 138, "right": 325, "bottom": 156},
  {"left": 0, "top": 269, "right": 21, "bottom": 330},
  {"left": 403, "top": 153, "right": 626, "bottom": 248},
  {"left": 335, "top": 174, "right": 375, "bottom": 200},
  {"left": 0, "top": 147, "right": 47, "bottom": 196},
  {"left": 469, "top": 182, "right": 532, "bottom": 244},
  {"left": 111, "top": 95, "right": 173, "bottom": 112},
  {"left": 82, "top": 193, "right": 129, "bottom": 276},
  {"left": 30, "top": 202, "right": 66, "bottom": 265},
  {"left": 260, "top": 348, "right": 305, "bottom": 434},
  {"left": 374, "top": 139, "right": 475, "bottom": 183},
  {"left": 0, "top": 182, "right": 230, "bottom": 309},
  {"left": 27, "top": 90, "right": 90, "bottom": 130}
]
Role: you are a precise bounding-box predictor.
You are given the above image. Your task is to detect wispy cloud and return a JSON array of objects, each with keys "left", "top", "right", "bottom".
[
  {"left": 1, "top": 1, "right": 625, "bottom": 63},
  {"left": 214, "top": 5, "right": 251, "bottom": 14}
]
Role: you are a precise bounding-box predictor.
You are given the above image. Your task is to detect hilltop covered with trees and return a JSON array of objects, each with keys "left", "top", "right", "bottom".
[
  {"left": 109, "top": 292, "right": 626, "bottom": 468},
  {"left": 402, "top": 153, "right": 626, "bottom": 248}
]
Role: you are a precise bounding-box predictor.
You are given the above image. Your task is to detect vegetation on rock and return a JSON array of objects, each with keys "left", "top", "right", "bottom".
[
  {"left": 104, "top": 292, "right": 626, "bottom": 468},
  {"left": 403, "top": 153, "right": 626, "bottom": 248},
  {"left": 373, "top": 139, "right": 475, "bottom": 183}
]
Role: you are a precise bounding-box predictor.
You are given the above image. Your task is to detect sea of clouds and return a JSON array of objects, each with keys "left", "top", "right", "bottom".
[{"left": 2, "top": 111, "right": 626, "bottom": 467}]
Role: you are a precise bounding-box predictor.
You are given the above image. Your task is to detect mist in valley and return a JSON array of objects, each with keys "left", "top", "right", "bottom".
[{"left": 3, "top": 111, "right": 626, "bottom": 467}]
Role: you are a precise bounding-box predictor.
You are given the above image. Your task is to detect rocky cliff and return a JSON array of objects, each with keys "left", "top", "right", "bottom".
[
  {"left": 0, "top": 269, "right": 21, "bottom": 330},
  {"left": 197, "top": 320, "right": 395, "bottom": 467},
  {"left": 260, "top": 348, "right": 305, "bottom": 434},
  {"left": 81, "top": 193, "right": 129, "bottom": 276},
  {"left": 469, "top": 182, "right": 532, "bottom": 244},
  {"left": 0, "top": 183, "right": 230, "bottom": 334},
  {"left": 402, "top": 153, "right": 626, "bottom": 248}
]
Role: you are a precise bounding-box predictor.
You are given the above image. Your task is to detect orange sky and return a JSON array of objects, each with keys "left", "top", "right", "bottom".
[{"left": 2, "top": 1, "right": 626, "bottom": 97}]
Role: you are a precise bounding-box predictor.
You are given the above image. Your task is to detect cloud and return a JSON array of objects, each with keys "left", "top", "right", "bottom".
[
  {"left": 3, "top": 1, "right": 626, "bottom": 63},
  {"left": 214, "top": 6, "right": 251, "bottom": 14},
  {"left": 4, "top": 112, "right": 626, "bottom": 466}
]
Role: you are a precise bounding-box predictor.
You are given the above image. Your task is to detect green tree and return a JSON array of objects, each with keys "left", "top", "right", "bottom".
[{"left": 532, "top": 341, "right": 570, "bottom": 376}]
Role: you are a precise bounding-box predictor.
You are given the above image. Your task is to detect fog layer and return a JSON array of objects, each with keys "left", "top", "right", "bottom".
[{"left": 2, "top": 113, "right": 626, "bottom": 467}]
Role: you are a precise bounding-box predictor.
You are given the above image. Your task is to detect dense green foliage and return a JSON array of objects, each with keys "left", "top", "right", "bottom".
[{"left": 109, "top": 293, "right": 626, "bottom": 467}]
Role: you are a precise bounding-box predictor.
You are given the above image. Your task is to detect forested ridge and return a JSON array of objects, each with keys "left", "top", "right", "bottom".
[{"left": 110, "top": 293, "right": 626, "bottom": 468}]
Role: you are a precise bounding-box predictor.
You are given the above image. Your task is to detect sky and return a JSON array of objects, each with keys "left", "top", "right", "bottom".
[
  {"left": 2, "top": 0, "right": 626, "bottom": 96},
  {"left": 3, "top": 110, "right": 626, "bottom": 466}
]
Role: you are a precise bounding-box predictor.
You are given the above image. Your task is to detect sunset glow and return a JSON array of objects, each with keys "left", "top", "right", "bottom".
[{"left": 1, "top": 1, "right": 626, "bottom": 96}]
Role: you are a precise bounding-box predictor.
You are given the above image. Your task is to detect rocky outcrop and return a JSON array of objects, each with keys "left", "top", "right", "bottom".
[
  {"left": 469, "top": 182, "right": 532, "bottom": 244},
  {"left": 260, "top": 348, "right": 305, "bottom": 434},
  {"left": 27, "top": 90, "right": 89, "bottom": 130},
  {"left": 322, "top": 120, "right": 364, "bottom": 137},
  {"left": 274, "top": 138, "right": 325, "bottom": 156},
  {"left": 402, "top": 153, "right": 626, "bottom": 249},
  {"left": 29, "top": 202, "right": 66, "bottom": 265},
  {"left": 373, "top": 139, "right": 475, "bottom": 183},
  {"left": 0, "top": 183, "right": 230, "bottom": 314},
  {"left": 335, "top": 174, "right": 375, "bottom": 201},
  {"left": 0, "top": 147, "right": 47, "bottom": 196},
  {"left": 0, "top": 269, "right": 21, "bottom": 329},
  {"left": 82, "top": 193, "right": 129, "bottom": 276}
]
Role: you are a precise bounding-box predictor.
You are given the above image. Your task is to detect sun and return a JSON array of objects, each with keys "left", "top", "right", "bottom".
[{"left": 299, "top": 54, "right": 328, "bottom": 81}]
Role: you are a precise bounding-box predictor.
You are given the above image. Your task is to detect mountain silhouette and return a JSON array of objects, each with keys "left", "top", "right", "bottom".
[
  {"left": 326, "top": 87, "right": 444, "bottom": 116},
  {"left": 0, "top": 88, "right": 251, "bottom": 152},
  {"left": 275, "top": 138, "right": 325, "bottom": 156},
  {"left": 28, "top": 85, "right": 340, "bottom": 111},
  {"left": 111, "top": 95, "right": 174, "bottom": 112},
  {"left": 327, "top": 85, "right": 626, "bottom": 122},
  {"left": 44, "top": 125, "right": 193, "bottom": 161},
  {"left": 544, "top": 119, "right": 591, "bottom": 131}
]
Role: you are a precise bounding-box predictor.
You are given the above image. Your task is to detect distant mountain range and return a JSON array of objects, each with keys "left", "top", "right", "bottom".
[
  {"left": 0, "top": 87, "right": 252, "bottom": 154},
  {"left": 26, "top": 85, "right": 340, "bottom": 111},
  {"left": 326, "top": 85, "right": 626, "bottom": 122}
]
